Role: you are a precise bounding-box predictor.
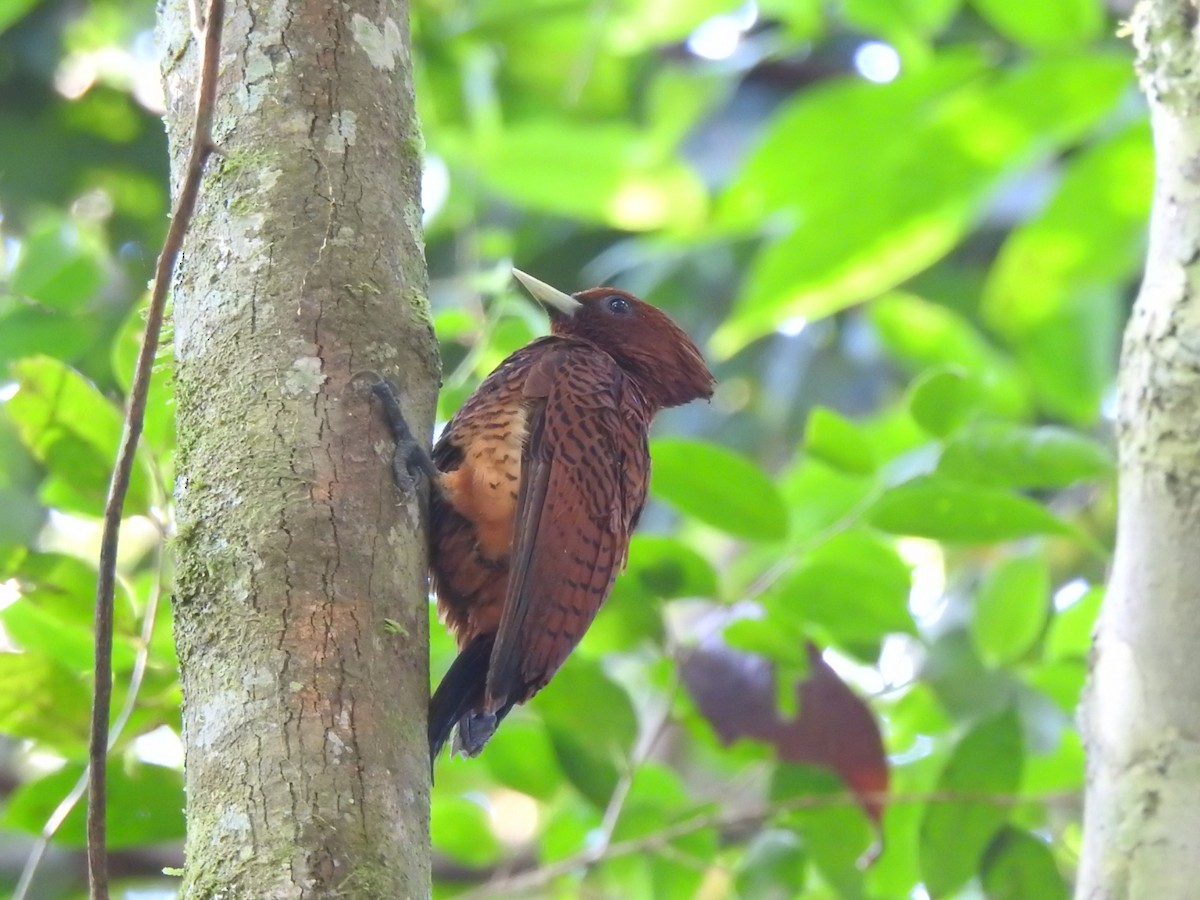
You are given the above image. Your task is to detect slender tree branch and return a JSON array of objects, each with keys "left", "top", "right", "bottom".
[
  {"left": 17, "top": 517, "right": 168, "bottom": 900},
  {"left": 459, "top": 788, "right": 1078, "bottom": 897},
  {"left": 86, "top": 3, "right": 224, "bottom": 897}
]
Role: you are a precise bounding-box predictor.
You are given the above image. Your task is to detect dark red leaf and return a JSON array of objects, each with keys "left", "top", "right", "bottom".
[{"left": 682, "top": 638, "right": 889, "bottom": 828}]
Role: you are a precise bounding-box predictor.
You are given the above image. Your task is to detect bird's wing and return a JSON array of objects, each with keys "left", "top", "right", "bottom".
[{"left": 485, "top": 344, "right": 650, "bottom": 709}]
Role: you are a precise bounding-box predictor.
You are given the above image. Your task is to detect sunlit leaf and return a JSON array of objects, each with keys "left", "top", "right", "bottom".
[
  {"left": 1012, "top": 298, "right": 1121, "bottom": 426},
  {"left": 714, "top": 54, "right": 1130, "bottom": 353},
  {"left": 984, "top": 123, "right": 1152, "bottom": 335},
  {"left": 111, "top": 294, "right": 176, "bottom": 456},
  {"left": 0, "top": 0, "right": 42, "bottom": 35},
  {"left": 608, "top": 764, "right": 715, "bottom": 898},
  {"left": 0, "top": 553, "right": 141, "bottom": 674},
  {"left": 971, "top": 0, "right": 1103, "bottom": 48},
  {"left": 623, "top": 534, "right": 718, "bottom": 599},
  {"left": 7, "top": 356, "right": 154, "bottom": 516},
  {"left": 1045, "top": 585, "right": 1103, "bottom": 661},
  {"left": 472, "top": 122, "right": 706, "bottom": 231},
  {"left": 772, "top": 766, "right": 874, "bottom": 896},
  {"left": 0, "top": 302, "right": 100, "bottom": 369}
]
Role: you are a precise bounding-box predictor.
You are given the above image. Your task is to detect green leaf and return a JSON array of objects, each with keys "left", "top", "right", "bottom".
[
  {"left": 869, "top": 475, "right": 1071, "bottom": 542},
  {"left": 981, "top": 828, "right": 1070, "bottom": 900},
  {"left": 805, "top": 407, "right": 876, "bottom": 475},
  {"left": 472, "top": 122, "right": 706, "bottom": 231},
  {"left": 1023, "top": 658, "right": 1086, "bottom": 713},
  {"left": 1013, "top": 298, "right": 1121, "bottom": 426},
  {"left": 939, "top": 423, "right": 1113, "bottom": 488},
  {"left": 756, "top": 0, "right": 823, "bottom": 38},
  {"left": 7, "top": 356, "right": 153, "bottom": 516},
  {"left": 539, "top": 801, "right": 601, "bottom": 863},
  {"left": 971, "top": 555, "right": 1049, "bottom": 666},
  {"left": 1, "top": 561, "right": 140, "bottom": 673},
  {"left": 868, "top": 292, "right": 1029, "bottom": 418},
  {"left": 609, "top": 764, "right": 715, "bottom": 899},
  {"left": 772, "top": 766, "right": 872, "bottom": 897},
  {"left": 971, "top": 0, "right": 1103, "bottom": 48},
  {"left": 909, "top": 368, "right": 982, "bottom": 437},
  {"left": 767, "top": 530, "right": 915, "bottom": 649},
  {"left": 0, "top": 302, "right": 100, "bottom": 369},
  {"left": 1022, "top": 727, "right": 1085, "bottom": 794},
  {"left": 483, "top": 717, "right": 561, "bottom": 801},
  {"left": 2, "top": 761, "right": 185, "bottom": 849},
  {"left": 781, "top": 458, "right": 877, "bottom": 545},
  {"left": 736, "top": 829, "right": 809, "bottom": 899},
  {"left": 650, "top": 438, "right": 788, "bottom": 541},
  {"left": 844, "top": 0, "right": 962, "bottom": 38},
  {"left": 431, "top": 795, "right": 502, "bottom": 866},
  {"left": 623, "top": 534, "right": 718, "bottom": 599},
  {"left": 537, "top": 659, "right": 637, "bottom": 806},
  {"left": 0, "top": 652, "right": 91, "bottom": 749},
  {"left": 920, "top": 709, "right": 1023, "bottom": 897},
  {"left": 8, "top": 217, "right": 106, "bottom": 311},
  {"left": 608, "top": 0, "right": 741, "bottom": 50}
]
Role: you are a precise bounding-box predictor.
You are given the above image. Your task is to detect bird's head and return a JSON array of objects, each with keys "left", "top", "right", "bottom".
[{"left": 514, "top": 268, "right": 715, "bottom": 410}]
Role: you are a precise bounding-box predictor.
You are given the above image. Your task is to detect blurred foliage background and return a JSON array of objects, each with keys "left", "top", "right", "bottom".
[{"left": 0, "top": 0, "right": 1141, "bottom": 896}]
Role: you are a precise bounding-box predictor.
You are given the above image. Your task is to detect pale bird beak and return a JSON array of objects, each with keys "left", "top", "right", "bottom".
[{"left": 513, "top": 268, "right": 582, "bottom": 318}]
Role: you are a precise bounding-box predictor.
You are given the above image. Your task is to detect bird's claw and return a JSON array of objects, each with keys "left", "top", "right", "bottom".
[{"left": 367, "top": 377, "right": 437, "bottom": 511}]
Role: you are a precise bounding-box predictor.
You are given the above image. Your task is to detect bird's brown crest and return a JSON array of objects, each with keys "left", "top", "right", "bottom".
[{"left": 550, "top": 287, "right": 715, "bottom": 410}]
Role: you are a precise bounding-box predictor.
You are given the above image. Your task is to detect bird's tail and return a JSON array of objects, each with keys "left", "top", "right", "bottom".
[
  {"left": 429, "top": 633, "right": 494, "bottom": 761},
  {"left": 429, "top": 633, "right": 519, "bottom": 765}
]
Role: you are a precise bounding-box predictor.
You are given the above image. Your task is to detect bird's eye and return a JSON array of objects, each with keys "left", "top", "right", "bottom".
[{"left": 605, "top": 295, "right": 632, "bottom": 316}]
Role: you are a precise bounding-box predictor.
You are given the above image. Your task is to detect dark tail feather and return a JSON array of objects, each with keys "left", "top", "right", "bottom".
[{"left": 429, "top": 633, "right": 494, "bottom": 764}]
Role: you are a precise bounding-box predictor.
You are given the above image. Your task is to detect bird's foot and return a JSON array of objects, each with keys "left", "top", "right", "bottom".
[{"left": 366, "top": 377, "right": 438, "bottom": 509}]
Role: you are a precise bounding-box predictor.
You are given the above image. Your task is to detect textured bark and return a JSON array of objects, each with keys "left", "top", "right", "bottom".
[
  {"left": 1078, "top": 2, "right": 1200, "bottom": 897},
  {"left": 159, "top": 0, "right": 438, "bottom": 896}
]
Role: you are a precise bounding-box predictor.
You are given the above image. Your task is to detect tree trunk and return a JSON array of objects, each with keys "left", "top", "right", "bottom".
[
  {"left": 159, "top": 0, "right": 438, "bottom": 896},
  {"left": 1078, "top": 2, "right": 1200, "bottom": 897}
]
